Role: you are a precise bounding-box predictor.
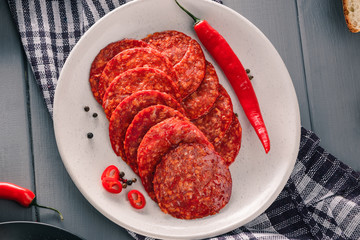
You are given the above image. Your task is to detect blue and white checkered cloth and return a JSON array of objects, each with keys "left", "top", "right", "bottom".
[{"left": 7, "top": 0, "right": 360, "bottom": 239}]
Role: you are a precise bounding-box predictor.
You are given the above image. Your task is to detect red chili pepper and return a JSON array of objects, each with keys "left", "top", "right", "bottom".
[
  {"left": 101, "top": 165, "right": 120, "bottom": 181},
  {"left": 127, "top": 189, "right": 146, "bottom": 209},
  {"left": 0, "top": 182, "right": 63, "bottom": 220},
  {"left": 175, "top": 0, "right": 270, "bottom": 153},
  {"left": 102, "top": 177, "right": 123, "bottom": 194}
]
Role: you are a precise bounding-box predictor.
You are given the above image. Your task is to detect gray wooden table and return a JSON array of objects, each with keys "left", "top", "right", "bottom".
[{"left": 1, "top": 0, "right": 359, "bottom": 239}]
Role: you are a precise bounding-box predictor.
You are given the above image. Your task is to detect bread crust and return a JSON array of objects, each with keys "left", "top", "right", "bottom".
[{"left": 343, "top": 0, "right": 360, "bottom": 33}]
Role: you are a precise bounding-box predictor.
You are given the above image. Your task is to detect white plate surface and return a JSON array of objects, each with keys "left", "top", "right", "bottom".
[{"left": 53, "top": 0, "right": 301, "bottom": 239}]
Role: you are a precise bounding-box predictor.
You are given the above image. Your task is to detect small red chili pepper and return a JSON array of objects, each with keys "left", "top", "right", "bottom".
[
  {"left": 102, "top": 177, "right": 123, "bottom": 194},
  {"left": 101, "top": 165, "right": 120, "bottom": 181},
  {"left": 127, "top": 189, "right": 146, "bottom": 209},
  {"left": 0, "top": 182, "right": 63, "bottom": 220},
  {"left": 175, "top": 0, "right": 270, "bottom": 153}
]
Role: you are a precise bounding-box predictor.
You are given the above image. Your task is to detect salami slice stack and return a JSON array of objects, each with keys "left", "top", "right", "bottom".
[
  {"left": 191, "top": 85, "right": 233, "bottom": 143},
  {"left": 181, "top": 61, "right": 219, "bottom": 119},
  {"left": 137, "top": 117, "right": 214, "bottom": 201},
  {"left": 89, "top": 39, "right": 149, "bottom": 104},
  {"left": 88, "top": 31, "right": 244, "bottom": 219},
  {"left": 124, "top": 105, "right": 186, "bottom": 174},
  {"left": 102, "top": 67, "right": 181, "bottom": 119},
  {"left": 109, "top": 90, "right": 184, "bottom": 161},
  {"left": 143, "top": 30, "right": 206, "bottom": 98},
  {"left": 214, "top": 114, "right": 242, "bottom": 165}
]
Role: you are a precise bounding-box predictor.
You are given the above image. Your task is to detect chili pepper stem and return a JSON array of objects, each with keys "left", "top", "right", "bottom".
[
  {"left": 33, "top": 202, "right": 64, "bottom": 221},
  {"left": 174, "top": 0, "right": 202, "bottom": 25}
]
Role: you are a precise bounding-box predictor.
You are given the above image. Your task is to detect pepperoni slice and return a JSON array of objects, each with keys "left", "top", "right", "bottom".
[
  {"left": 109, "top": 90, "right": 184, "bottom": 162},
  {"left": 137, "top": 118, "right": 214, "bottom": 201},
  {"left": 191, "top": 85, "right": 233, "bottom": 143},
  {"left": 181, "top": 61, "right": 219, "bottom": 119},
  {"left": 153, "top": 142, "right": 232, "bottom": 219},
  {"left": 173, "top": 39, "right": 206, "bottom": 98},
  {"left": 89, "top": 39, "right": 149, "bottom": 104},
  {"left": 124, "top": 105, "right": 186, "bottom": 174},
  {"left": 214, "top": 114, "right": 242, "bottom": 165},
  {"left": 143, "top": 31, "right": 206, "bottom": 98},
  {"left": 99, "top": 47, "right": 177, "bottom": 103},
  {"left": 142, "top": 30, "right": 191, "bottom": 65},
  {"left": 102, "top": 67, "right": 181, "bottom": 120}
]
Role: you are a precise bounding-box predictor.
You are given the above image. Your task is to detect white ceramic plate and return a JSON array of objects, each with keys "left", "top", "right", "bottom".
[{"left": 53, "top": 0, "right": 301, "bottom": 239}]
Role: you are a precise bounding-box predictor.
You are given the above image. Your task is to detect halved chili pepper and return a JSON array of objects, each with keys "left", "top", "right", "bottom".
[
  {"left": 102, "top": 177, "right": 123, "bottom": 194},
  {"left": 127, "top": 189, "right": 146, "bottom": 209},
  {"left": 175, "top": 0, "right": 270, "bottom": 153},
  {"left": 0, "top": 182, "right": 63, "bottom": 220},
  {"left": 101, "top": 165, "right": 120, "bottom": 181}
]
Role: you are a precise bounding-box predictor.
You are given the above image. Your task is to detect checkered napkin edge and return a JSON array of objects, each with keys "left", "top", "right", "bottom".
[
  {"left": 7, "top": 0, "right": 360, "bottom": 239},
  {"left": 7, "top": 0, "right": 129, "bottom": 116},
  {"left": 129, "top": 128, "right": 360, "bottom": 240}
]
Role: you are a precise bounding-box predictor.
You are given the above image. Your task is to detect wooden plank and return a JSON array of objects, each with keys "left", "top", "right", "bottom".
[
  {"left": 27, "top": 67, "right": 132, "bottom": 238},
  {"left": 0, "top": 0, "right": 35, "bottom": 221},
  {"left": 297, "top": 0, "right": 360, "bottom": 170},
  {"left": 222, "top": 0, "right": 311, "bottom": 129}
]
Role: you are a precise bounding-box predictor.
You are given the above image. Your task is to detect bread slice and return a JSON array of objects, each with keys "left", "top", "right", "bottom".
[{"left": 343, "top": 0, "right": 360, "bottom": 33}]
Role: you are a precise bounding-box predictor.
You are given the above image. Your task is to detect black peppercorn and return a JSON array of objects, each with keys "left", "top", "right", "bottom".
[
  {"left": 245, "top": 69, "right": 250, "bottom": 74},
  {"left": 93, "top": 113, "right": 98, "bottom": 118},
  {"left": 87, "top": 132, "right": 93, "bottom": 139},
  {"left": 84, "top": 106, "right": 90, "bottom": 112},
  {"left": 120, "top": 171, "right": 125, "bottom": 178}
]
